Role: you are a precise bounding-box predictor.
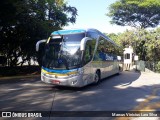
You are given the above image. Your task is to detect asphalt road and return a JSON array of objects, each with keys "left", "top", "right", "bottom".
[{"left": 0, "top": 71, "right": 160, "bottom": 120}]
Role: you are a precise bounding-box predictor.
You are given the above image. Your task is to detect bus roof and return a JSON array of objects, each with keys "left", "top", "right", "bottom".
[
  {"left": 51, "top": 28, "right": 119, "bottom": 47},
  {"left": 51, "top": 29, "right": 86, "bottom": 35}
]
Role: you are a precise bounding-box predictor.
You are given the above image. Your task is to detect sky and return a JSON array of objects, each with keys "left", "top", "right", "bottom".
[{"left": 63, "top": 0, "right": 132, "bottom": 34}]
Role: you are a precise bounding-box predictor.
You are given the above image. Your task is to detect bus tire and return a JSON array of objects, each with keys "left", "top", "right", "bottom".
[{"left": 93, "top": 71, "right": 100, "bottom": 84}]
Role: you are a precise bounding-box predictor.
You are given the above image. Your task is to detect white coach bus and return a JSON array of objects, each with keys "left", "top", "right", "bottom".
[{"left": 36, "top": 28, "right": 122, "bottom": 87}]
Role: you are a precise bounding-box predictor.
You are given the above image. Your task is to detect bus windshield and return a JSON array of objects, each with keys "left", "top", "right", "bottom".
[{"left": 42, "top": 33, "right": 85, "bottom": 70}]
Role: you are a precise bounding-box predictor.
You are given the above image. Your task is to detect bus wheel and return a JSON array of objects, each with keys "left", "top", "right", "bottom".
[{"left": 94, "top": 71, "right": 100, "bottom": 84}]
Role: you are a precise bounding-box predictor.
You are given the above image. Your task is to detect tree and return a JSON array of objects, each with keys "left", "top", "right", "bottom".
[
  {"left": 0, "top": 0, "right": 77, "bottom": 67},
  {"left": 145, "top": 28, "right": 160, "bottom": 61},
  {"left": 106, "top": 33, "right": 120, "bottom": 45},
  {"left": 107, "top": 28, "right": 160, "bottom": 62},
  {"left": 107, "top": 0, "right": 160, "bottom": 29}
]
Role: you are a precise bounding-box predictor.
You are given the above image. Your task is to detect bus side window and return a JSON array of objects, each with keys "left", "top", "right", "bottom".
[
  {"left": 96, "top": 37, "right": 106, "bottom": 61},
  {"left": 84, "top": 44, "right": 92, "bottom": 64},
  {"left": 83, "top": 40, "right": 96, "bottom": 65}
]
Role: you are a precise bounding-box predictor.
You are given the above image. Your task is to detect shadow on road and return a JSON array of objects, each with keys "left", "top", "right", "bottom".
[
  {"left": 1, "top": 71, "right": 160, "bottom": 120},
  {"left": 51, "top": 71, "right": 143, "bottom": 111},
  {"left": 53, "top": 71, "right": 140, "bottom": 92}
]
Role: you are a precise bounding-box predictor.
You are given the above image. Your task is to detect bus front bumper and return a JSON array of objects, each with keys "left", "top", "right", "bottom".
[{"left": 41, "top": 72, "right": 84, "bottom": 87}]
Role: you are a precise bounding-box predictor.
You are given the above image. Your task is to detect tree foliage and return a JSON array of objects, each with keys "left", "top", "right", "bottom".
[
  {"left": 0, "top": 0, "right": 77, "bottom": 67},
  {"left": 107, "top": 0, "right": 160, "bottom": 28},
  {"left": 107, "top": 28, "right": 160, "bottom": 62}
]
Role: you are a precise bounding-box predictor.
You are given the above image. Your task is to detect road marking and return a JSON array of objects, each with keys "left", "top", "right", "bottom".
[
  {"left": 133, "top": 88, "right": 160, "bottom": 111},
  {"left": 115, "top": 88, "right": 160, "bottom": 120}
]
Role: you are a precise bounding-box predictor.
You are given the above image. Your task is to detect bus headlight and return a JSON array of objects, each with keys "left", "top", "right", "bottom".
[
  {"left": 78, "top": 68, "right": 84, "bottom": 74},
  {"left": 69, "top": 68, "right": 84, "bottom": 77}
]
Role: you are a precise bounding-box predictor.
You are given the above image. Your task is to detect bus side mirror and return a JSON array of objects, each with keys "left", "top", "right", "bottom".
[
  {"left": 36, "top": 39, "right": 47, "bottom": 52},
  {"left": 36, "top": 39, "right": 47, "bottom": 66},
  {"left": 117, "top": 56, "right": 121, "bottom": 61},
  {"left": 80, "top": 37, "right": 92, "bottom": 51}
]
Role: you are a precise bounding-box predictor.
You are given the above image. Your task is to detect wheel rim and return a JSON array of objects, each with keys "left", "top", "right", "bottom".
[{"left": 94, "top": 73, "right": 99, "bottom": 83}]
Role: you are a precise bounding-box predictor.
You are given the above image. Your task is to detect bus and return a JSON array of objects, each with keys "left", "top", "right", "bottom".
[{"left": 36, "top": 28, "right": 122, "bottom": 87}]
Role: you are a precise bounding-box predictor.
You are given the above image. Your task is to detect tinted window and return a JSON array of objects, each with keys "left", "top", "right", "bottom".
[
  {"left": 63, "top": 33, "right": 85, "bottom": 42},
  {"left": 86, "top": 32, "right": 99, "bottom": 40},
  {"left": 83, "top": 40, "right": 96, "bottom": 65},
  {"left": 95, "top": 37, "right": 117, "bottom": 61}
]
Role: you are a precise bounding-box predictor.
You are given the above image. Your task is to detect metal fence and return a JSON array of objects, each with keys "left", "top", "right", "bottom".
[{"left": 136, "top": 61, "right": 160, "bottom": 73}]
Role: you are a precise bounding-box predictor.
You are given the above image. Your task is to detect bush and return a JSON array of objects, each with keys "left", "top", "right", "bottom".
[{"left": 155, "top": 61, "right": 160, "bottom": 73}]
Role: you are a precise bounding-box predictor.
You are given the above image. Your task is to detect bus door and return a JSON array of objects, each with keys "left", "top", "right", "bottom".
[{"left": 82, "top": 40, "right": 95, "bottom": 85}]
